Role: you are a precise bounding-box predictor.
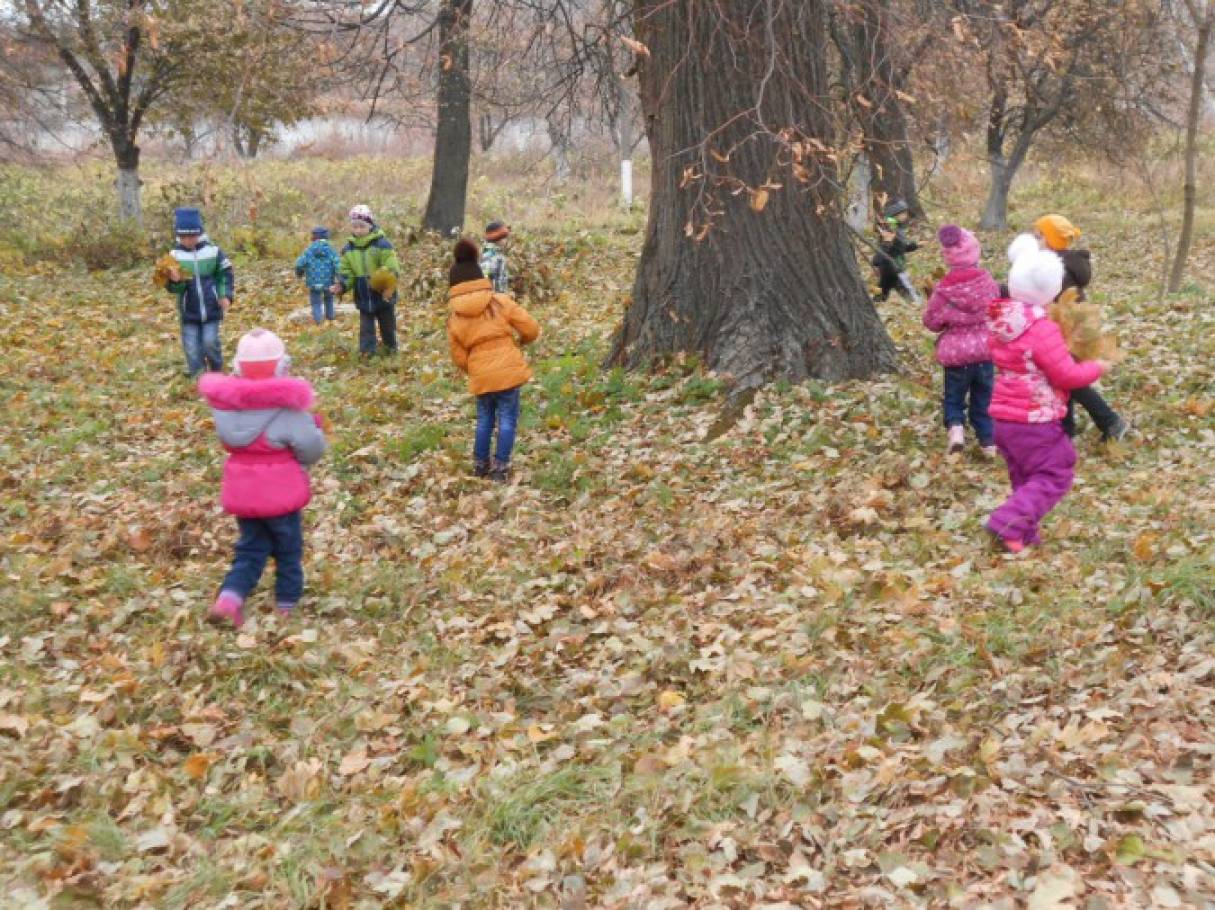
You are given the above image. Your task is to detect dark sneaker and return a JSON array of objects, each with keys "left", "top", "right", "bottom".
[
  {"left": 473, "top": 459, "right": 491, "bottom": 478},
  {"left": 489, "top": 459, "right": 511, "bottom": 484},
  {"left": 1102, "top": 418, "right": 1130, "bottom": 443}
]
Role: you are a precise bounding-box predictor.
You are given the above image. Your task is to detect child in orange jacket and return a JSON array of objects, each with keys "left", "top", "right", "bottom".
[{"left": 446, "top": 238, "right": 540, "bottom": 482}]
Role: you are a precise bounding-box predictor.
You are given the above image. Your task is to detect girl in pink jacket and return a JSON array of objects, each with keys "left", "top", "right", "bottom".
[
  {"left": 923, "top": 225, "right": 1000, "bottom": 456},
  {"left": 985, "top": 247, "right": 1107, "bottom": 553},
  {"left": 198, "top": 329, "right": 327, "bottom": 627}
]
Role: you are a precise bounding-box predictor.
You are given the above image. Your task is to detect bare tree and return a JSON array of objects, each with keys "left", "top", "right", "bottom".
[
  {"left": 1169, "top": 0, "right": 1214, "bottom": 292},
  {"left": 16, "top": 0, "right": 185, "bottom": 221},
  {"left": 830, "top": 0, "right": 928, "bottom": 216},
  {"left": 422, "top": 0, "right": 473, "bottom": 233},
  {"left": 947, "top": 0, "right": 1171, "bottom": 230}
]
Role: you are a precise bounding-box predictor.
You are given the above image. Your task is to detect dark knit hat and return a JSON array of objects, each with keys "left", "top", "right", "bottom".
[
  {"left": 484, "top": 221, "right": 510, "bottom": 242},
  {"left": 311, "top": 226, "right": 329, "bottom": 239},
  {"left": 883, "top": 199, "right": 910, "bottom": 219},
  {"left": 174, "top": 207, "right": 204, "bottom": 236},
  {"left": 449, "top": 237, "right": 484, "bottom": 285}
]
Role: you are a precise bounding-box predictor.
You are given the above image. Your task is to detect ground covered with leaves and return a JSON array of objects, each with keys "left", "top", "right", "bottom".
[{"left": 0, "top": 162, "right": 1212, "bottom": 908}]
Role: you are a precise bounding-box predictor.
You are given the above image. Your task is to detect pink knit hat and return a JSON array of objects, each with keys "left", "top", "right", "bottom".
[
  {"left": 234, "top": 328, "right": 286, "bottom": 379},
  {"left": 938, "top": 224, "right": 981, "bottom": 269}
]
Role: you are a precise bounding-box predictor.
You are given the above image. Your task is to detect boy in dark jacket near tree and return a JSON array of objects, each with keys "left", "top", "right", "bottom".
[
  {"left": 871, "top": 199, "right": 921, "bottom": 303},
  {"left": 163, "top": 207, "right": 234, "bottom": 376}
]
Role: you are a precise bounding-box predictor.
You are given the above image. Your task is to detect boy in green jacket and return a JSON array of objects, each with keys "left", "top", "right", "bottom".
[{"left": 331, "top": 204, "right": 401, "bottom": 355}]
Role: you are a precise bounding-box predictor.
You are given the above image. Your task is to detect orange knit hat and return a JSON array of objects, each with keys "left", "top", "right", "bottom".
[{"left": 1033, "top": 214, "right": 1081, "bottom": 251}]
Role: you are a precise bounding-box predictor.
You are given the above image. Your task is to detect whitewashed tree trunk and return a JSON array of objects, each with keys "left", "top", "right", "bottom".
[
  {"left": 117, "top": 166, "right": 142, "bottom": 224},
  {"left": 621, "top": 159, "right": 634, "bottom": 207},
  {"left": 846, "top": 154, "right": 871, "bottom": 233},
  {"left": 616, "top": 77, "right": 638, "bottom": 207}
]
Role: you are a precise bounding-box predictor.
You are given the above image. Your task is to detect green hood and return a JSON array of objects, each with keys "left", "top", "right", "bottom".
[{"left": 347, "top": 229, "right": 385, "bottom": 249}]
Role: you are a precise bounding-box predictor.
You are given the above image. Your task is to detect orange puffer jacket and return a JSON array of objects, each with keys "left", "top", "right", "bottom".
[{"left": 447, "top": 279, "right": 541, "bottom": 395}]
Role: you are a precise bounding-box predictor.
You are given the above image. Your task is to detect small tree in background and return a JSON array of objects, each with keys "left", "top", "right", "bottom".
[{"left": 1169, "top": 0, "right": 1214, "bottom": 292}]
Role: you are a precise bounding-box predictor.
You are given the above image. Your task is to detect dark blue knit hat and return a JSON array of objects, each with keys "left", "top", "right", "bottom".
[
  {"left": 311, "top": 226, "right": 329, "bottom": 239},
  {"left": 174, "top": 207, "right": 204, "bottom": 235}
]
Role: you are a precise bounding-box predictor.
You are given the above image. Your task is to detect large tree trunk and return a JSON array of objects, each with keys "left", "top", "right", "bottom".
[
  {"left": 852, "top": 0, "right": 920, "bottom": 216},
  {"left": 608, "top": 0, "right": 897, "bottom": 390},
  {"left": 115, "top": 142, "right": 142, "bottom": 224},
  {"left": 422, "top": 0, "right": 473, "bottom": 235},
  {"left": 1168, "top": 5, "right": 1212, "bottom": 293}
]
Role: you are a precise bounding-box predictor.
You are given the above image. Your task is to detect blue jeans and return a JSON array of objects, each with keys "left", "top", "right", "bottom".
[
  {"left": 221, "top": 512, "right": 304, "bottom": 604},
  {"left": 309, "top": 288, "right": 336, "bottom": 323},
  {"left": 475, "top": 386, "right": 522, "bottom": 464},
  {"left": 181, "top": 320, "right": 222, "bottom": 376},
  {"left": 943, "top": 362, "right": 994, "bottom": 445}
]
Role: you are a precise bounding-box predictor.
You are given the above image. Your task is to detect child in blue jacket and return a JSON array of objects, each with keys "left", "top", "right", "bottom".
[{"left": 294, "top": 227, "right": 341, "bottom": 324}]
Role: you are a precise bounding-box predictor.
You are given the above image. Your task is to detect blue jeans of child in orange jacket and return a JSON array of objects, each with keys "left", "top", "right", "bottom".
[{"left": 475, "top": 386, "right": 521, "bottom": 464}]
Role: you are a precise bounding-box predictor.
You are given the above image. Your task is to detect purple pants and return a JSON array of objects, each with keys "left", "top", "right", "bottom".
[{"left": 986, "top": 420, "right": 1076, "bottom": 546}]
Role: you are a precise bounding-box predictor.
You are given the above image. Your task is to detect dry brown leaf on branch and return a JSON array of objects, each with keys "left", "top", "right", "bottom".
[{"left": 619, "top": 35, "right": 650, "bottom": 58}]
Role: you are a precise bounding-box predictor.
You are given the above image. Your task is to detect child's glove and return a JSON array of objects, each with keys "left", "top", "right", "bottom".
[{"left": 313, "top": 412, "right": 329, "bottom": 432}]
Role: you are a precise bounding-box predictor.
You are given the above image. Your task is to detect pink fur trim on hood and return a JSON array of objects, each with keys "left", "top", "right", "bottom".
[{"left": 198, "top": 373, "right": 315, "bottom": 411}]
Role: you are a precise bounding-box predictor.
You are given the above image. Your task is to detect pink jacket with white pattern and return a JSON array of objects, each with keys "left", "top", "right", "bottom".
[
  {"left": 923, "top": 267, "right": 999, "bottom": 367},
  {"left": 987, "top": 298, "right": 1104, "bottom": 424}
]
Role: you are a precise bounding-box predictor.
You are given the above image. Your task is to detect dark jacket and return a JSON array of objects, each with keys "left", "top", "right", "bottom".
[
  {"left": 165, "top": 237, "right": 235, "bottom": 323},
  {"left": 872, "top": 226, "right": 918, "bottom": 274},
  {"left": 1058, "top": 249, "right": 1092, "bottom": 300}
]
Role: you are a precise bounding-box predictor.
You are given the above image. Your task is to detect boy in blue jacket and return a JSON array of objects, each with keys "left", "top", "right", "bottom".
[
  {"left": 294, "top": 226, "right": 341, "bottom": 324},
  {"left": 164, "top": 207, "right": 235, "bottom": 376}
]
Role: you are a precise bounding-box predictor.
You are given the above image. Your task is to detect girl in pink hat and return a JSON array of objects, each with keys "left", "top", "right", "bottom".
[
  {"left": 923, "top": 225, "right": 1001, "bottom": 456},
  {"left": 198, "top": 329, "right": 327, "bottom": 627}
]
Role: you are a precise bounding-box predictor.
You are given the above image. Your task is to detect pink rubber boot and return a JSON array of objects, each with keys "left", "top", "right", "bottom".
[{"left": 209, "top": 590, "right": 245, "bottom": 628}]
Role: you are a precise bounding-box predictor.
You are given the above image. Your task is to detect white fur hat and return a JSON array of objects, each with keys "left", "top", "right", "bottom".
[
  {"left": 1008, "top": 248, "right": 1064, "bottom": 307},
  {"left": 1007, "top": 232, "right": 1041, "bottom": 265}
]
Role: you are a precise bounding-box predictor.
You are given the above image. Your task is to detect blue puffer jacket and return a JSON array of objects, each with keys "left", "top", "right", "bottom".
[{"left": 295, "top": 240, "right": 341, "bottom": 290}]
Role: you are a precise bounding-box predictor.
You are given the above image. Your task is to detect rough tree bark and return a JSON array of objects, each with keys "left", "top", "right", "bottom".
[
  {"left": 422, "top": 0, "right": 473, "bottom": 235},
  {"left": 608, "top": 0, "right": 897, "bottom": 390},
  {"left": 847, "top": 0, "right": 921, "bottom": 216},
  {"left": 1168, "top": 0, "right": 1213, "bottom": 293}
]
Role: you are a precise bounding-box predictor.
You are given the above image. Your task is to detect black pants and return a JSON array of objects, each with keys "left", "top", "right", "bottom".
[
  {"left": 358, "top": 305, "right": 397, "bottom": 354},
  {"left": 876, "top": 261, "right": 917, "bottom": 302},
  {"left": 1063, "top": 385, "right": 1120, "bottom": 438}
]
